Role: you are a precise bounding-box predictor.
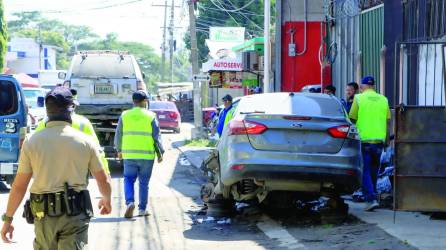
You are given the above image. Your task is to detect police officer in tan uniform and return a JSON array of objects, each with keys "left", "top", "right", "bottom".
[{"left": 1, "top": 87, "right": 112, "bottom": 249}]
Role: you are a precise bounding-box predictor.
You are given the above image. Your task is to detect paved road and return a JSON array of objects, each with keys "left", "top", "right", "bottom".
[{"left": 1, "top": 123, "right": 416, "bottom": 250}]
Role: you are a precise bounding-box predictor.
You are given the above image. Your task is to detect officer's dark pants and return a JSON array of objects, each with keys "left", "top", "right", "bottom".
[
  {"left": 361, "top": 143, "right": 384, "bottom": 202},
  {"left": 33, "top": 213, "right": 89, "bottom": 250}
]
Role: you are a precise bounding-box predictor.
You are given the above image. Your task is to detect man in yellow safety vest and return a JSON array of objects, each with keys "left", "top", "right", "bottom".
[
  {"left": 114, "top": 90, "right": 164, "bottom": 218},
  {"left": 35, "top": 89, "right": 110, "bottom": 175},
  {"left": 349, "top": 76, "right": 391, "bottom": 211}
]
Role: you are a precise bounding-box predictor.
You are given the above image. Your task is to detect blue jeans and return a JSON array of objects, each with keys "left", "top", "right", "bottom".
[
  {"left": 123, "top": 159, "right": 154, "bottom": 211},
  {"left": 361, "top": 143, "right": 384, "bottom": 202}
]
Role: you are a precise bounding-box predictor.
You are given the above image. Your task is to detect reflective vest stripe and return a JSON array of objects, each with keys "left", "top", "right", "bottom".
[
  {"left": 122, "top": 131, "right": 153, "bottom": 136},
  {"left": 121, "top": 150, "right": 155, "bottom": 154}
]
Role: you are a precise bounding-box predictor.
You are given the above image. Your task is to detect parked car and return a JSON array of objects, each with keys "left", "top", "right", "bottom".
[
  {"left": 149, "top": 101, "right": 181, "bottom": 133},
  {"left": 202, "top": 106, "right": 218, "bottom": 127},
  {"left": 214, "top": 92, "right": 362, "bottom": 205},
  {"left": 23, "top": 87, "right": 48, "bottom": 127},
  {"left": 0, "top": 74, "right": 29, "bottom": 185}
]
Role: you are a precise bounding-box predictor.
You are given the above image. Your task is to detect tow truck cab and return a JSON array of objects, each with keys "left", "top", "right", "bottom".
[{"left": 0, "top": 74, "right": 28, "bottom": 184}]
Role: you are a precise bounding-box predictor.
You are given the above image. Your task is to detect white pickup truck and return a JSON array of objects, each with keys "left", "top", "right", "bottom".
[{"left": 64, "top": 50, "right": 147, "bottom": 158}]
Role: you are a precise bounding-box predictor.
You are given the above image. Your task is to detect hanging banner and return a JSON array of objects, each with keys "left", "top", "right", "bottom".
[
  {"left": 222, "top": 72, "right": 243, "bottom": 89},
  {"left": 210, "top": 72, "right": 222, "bottom": 88}
]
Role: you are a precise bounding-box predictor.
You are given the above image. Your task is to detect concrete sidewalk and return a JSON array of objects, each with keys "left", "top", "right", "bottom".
[
  {"left": 177, "top": 146, "right": 213, "bottom": 169},
  {"left": 348, "top": 202, "right": 446, "bottom": 250}
]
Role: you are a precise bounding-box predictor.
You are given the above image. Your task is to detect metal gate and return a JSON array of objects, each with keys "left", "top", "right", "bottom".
[{"left": 394, "top": 42, "right": 446, "bottom": 211}]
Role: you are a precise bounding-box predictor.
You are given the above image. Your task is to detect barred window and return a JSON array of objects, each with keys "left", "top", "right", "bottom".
[{"left": 426, "top": 0, "right": 446, "bottom": 39}]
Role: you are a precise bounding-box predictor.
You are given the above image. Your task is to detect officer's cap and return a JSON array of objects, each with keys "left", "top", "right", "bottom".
[
  {"left": 132, "top": 90, "right": 149, "bottom": 102},
  {"left": 222, "top": 94, "right": 233, "bottom": 102},
  {"left": 361, "top": 76, "right": 375, "bottom": 85},
  {"left": 45, "top": 87, "right": 76, "bottom": 113}
]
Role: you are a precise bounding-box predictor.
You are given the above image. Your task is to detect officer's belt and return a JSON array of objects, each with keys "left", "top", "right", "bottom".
[{"left": 29, "top": 190, "right": 93, "bottom": 218}]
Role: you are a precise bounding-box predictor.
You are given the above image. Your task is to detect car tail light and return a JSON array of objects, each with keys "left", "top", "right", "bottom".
[
  {"left": 229, "top": 120, "right": 268, "bottom": 135},
  {"left": 169, "top": 112, "right": 178, "bottom": 119},
  {"left": 231, "top": 164, "right": 245, "bottom": 171},
  {"left": 137, "top": 80, "right": 146, "bottom": 90},
  {"left": 327, "top": 125, "right": 350, "bottom": 138},
  {"left": 346, "top": 169, "right": 357, "bottom": 176}
]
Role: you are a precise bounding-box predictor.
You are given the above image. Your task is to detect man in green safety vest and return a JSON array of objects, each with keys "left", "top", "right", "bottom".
[
  {"left": 349, "top": 76, "right": 391, "bottom": 211},
  {"left": 114, "top": 90, "right": 164, "bottom": 218},
  {"left": 35, "top": 89, "right": 110, "bottom": 175}
]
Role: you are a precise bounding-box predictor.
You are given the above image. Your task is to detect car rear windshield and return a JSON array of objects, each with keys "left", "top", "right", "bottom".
[
  {"left": 237, "top": 93, "right": 345, "bottom": 118},
  {"left": 71, "top": 54, "right": 136, "bottom": 79},
  {"left": 0, "top": 80, "right": 19, "bottom": 116},
  {"left": 150, "top": 102, "right": 177, "bottom": 110}
]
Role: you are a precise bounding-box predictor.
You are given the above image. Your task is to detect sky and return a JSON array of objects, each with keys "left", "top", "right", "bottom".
[{"left": 4, "top": 0, "right": 190, "bottom": 54}]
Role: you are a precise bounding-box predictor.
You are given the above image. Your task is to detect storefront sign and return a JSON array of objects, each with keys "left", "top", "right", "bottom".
[
  {"left": 210, "top": 27, "right": 245, "bottom": 43},
  {"left": 202, "top": 59, "right": 243, "bottom": 72}
]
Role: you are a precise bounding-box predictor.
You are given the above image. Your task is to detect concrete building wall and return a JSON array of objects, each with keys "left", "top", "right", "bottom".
[{"left": 6, "top": 38, "right": 58, "bottom": 76}]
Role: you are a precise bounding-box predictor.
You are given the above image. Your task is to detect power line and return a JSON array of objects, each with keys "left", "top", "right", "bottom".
[
  {"left": 198, "top": 4, "right": 263, "bottom": 17},
  {"left": 28, "top": 0, "right": 149, "bottom": 14},
  {"left": 226, "top": 0, "right": 263, "bottom": 31},
  {"left": 209, "top": 0, "right": 256, "bottom": 13}
]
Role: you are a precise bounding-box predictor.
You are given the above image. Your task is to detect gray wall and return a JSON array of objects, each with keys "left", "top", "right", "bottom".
[
  {"left": 282, "top": 0, "right": 326, "bottom": 22},
  {"left": 330, "top": 3, "right": 360, "bottom": 100}
]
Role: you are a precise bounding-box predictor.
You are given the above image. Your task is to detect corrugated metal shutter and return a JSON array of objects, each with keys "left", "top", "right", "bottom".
[
  {"left": 331, "top": 7, "right": 360, "bottom": 98},
  {"left": 360, "top": 5, "right": 384, "bottom": 89}
]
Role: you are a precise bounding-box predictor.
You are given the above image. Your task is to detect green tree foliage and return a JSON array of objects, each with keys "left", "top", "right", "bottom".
[
  {"left": 0, "top": 0, "right": 8, "bottom": 71},
  {"left": 6, "top": 11, "right": 190, "bottom": 88},
  {"left": 184, "top": 0, "right": 271, "bottom": 64},
  {"left": 78, "top": 33, "right": 190, "bottom": 91}
]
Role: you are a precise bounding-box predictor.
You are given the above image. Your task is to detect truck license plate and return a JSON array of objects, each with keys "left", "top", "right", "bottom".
[
  {"left": 0, "top": 163, "right": 14, "bottom": 175},
  {"left": 95, "top": 84, "right": 113, "bottom": 94}
]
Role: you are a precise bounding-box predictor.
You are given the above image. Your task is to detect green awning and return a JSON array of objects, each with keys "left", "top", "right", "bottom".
[{"left": 232, "top": 37, "right": 264, "bottom": 55}]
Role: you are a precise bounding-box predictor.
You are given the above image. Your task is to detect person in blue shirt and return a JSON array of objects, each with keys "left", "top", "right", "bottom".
[
  {"left": 341, "top": 82, "right": 359, "bottom": 113},
  {"left": 217, "top": 95, "right": 234, "bottom": 136}
]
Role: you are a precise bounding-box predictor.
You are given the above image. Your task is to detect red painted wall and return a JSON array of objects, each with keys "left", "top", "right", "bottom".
[{"left": 281, "top": 21, "right": 331, "bottom": 92}]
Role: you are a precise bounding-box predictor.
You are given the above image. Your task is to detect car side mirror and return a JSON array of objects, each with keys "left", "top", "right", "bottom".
[
  {"left": 142, "top": 72, "right": 146, "bottom": 79},
  {"left": 58, "top": 72, "right": 66, "bottom": 80},
  {"left": 37, "top": 96, "right": 45, "bottom": 107}
]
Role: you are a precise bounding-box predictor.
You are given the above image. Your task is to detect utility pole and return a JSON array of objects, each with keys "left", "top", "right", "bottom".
[
  {"left": 169, "top": 0, "right": 175, "bottom": 90},
  {"left": 188, "top": 0, "right": 203, "bottom": 138},
  {"left": 161, "top": 0, "right": 168, "bottom": 82},
  {"left": 264, "top": 0, "right": 271, "bottom": 93}
]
